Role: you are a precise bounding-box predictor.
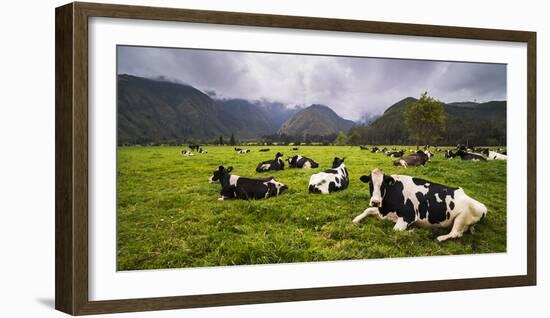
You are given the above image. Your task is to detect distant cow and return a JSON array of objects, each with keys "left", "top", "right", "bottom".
[
  {"left": 189, "top": 144, "right": 201, "bottom": 151},
  {"left": 259, "top": 148, "right": 270, "bottom": 152},
  {"left": 234, "top": 147, "right": 243, "bottom": 152},
  {"left": 482, "top": 149, "right": 507, "bottom": 160},
  {"left": 371, "top": 147, "right": 380, "bottom": 153},
  {"left": 308, "top": 157, "right": 349, "bottom": 194},
  {"left": 181, "top": 150, "right": 194, "bottom": 156},
  {"left": 256, "top": 152, "right": 285, "bottom": 172},
  {"left": 197, "top": 147, "right": 208, "bottom": 154},
  {"left": 353, "top": 168, "right": 487, "bottom": 242},
  {"left": 287, "top": 155, "right": 319, "bottom": 169},
  {"left": 213, "top": 166, "right": 288, "bottom": 200},
  {"left": 238, "top": 149, "right": 251, "bottom": 154},
  {"left": 360, "top": 146, "right": 369, "bottom": 150},
  {"left": 381, "top": 147, "right": 388, "bottom": 152},
  {"left": 386, "top": 150, "right": 404, "bottom": 158},
  {"left": 456, "top": 149, "right": 486, "bottom": 161},
  {"left": 291, "top": 147, "right": 299, "bottom": 151},
  {"left": 445, "top": 150, "right": 457, "bottom": 159},
  {"left": 393, "top": 150, "right": 430, "bottom": 167}
]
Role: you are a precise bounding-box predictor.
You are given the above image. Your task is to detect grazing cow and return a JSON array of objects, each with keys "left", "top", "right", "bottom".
[
  {"left": 386, "top": 150, "right": 404, "bottom": 158},
  {"left": 197, "top": 147, "right": 208, "bottom": 154},
  {"left": 352, "top": 169, "right": 487, "bottom": 242},
  {"left": 291, "top": 147, "right": 299, "bottom": 151},
  {"left": 393, "top": 150, "right": 430, "bottom": 167},
  {"left": 308, "top": 157, "right": 349, "bottom": 194},
  {"left": 360, "top": 146, "right": 369, "bottom": 150},
  {"left": 371, "top": 147, "right": 380, "bottom": 153},
  {"left": 482, "top": 149, "right": 507, "bottom": 161},
  {"left": 287, "top": 155, "right": 319, "bottom": 169},
  {"left": 189, "top": 144, "right": 201, "bottom": 151},
  {"left": 456, "top": 149, "right": 486, "bottom": 161},
  {"left": 214, "top": 166, "right": 288, "bottom": 200},
  {"left": 238, "top": 149, "right": 251, "bottom": 154},
  {"left": 259, "top": 148, "right": 270, "bottom": 152},
  {"left": 256, "top": 152, "right": 285, "bottom": 172},
  {"left": 181, "top": 150, "right": 194, "bottom": 156}
]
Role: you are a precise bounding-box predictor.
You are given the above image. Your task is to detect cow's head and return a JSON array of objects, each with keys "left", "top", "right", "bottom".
[
  {"left": 209, "top": 166, "right": 233, "bottom": 183},
  {"left": 481, "top": 148, "right": 490, "bottom": 156},
  {"left": 360, "top": 168, "right": 395, "bottom": 208},
  {"left": 275, "top": 152, "right": 284, "bottom": 158},
  {"left": 332, "top": 157, "right": 345, "bottom": 168}
]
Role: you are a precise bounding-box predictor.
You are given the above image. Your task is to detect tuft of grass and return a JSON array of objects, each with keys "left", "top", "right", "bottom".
[{"left": 117, "top": 145, "right": 506, "bottom": 271}]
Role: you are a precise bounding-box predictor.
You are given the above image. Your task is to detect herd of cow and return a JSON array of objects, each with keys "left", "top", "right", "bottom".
[{"left": 182, "top": 143, "right": 503, "bottom": 242}]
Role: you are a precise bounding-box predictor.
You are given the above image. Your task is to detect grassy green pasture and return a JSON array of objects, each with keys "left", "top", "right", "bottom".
[{"left": 117, "top": 145, "right": 506, "bottom": 270}]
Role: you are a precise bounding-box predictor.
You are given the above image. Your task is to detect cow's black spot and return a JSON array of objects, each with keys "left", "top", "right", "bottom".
[
  {"left": 446, "top": 212, "right": 451, "bottom": 219},
  {"left": 325, "top": 169, "right": 338, "bottom": 174},
  {"left": 449, "top": 201, "right": 455, "bottom": 210},
  {"left": 335, "top": 177, "right": 340, "bottom": 184},
  {"left": 328, "top": 182, "right": 336, "bottom": 192}
]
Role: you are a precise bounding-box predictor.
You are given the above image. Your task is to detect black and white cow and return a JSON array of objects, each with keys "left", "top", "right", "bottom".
[
  {"left": 482, "top": 149, "right": 507, "bottom": 161},
  {"left": 381, "top": 147, "right": 388, "bottom": 152},
  {"left": 234, "top": 147, "right": 243, "bottom": 152},
  {"left": 393, "top": 151, "right": 430, "bottom": 167},
  {"left": 181, "top": 150, "right": 194, "bottom": 156},
  {"left": 189, "top": 144, "right": 201, "bottom": 151},
  {"left": 360, "top": 145, "right": 369, "bottom": 150},
  {"left": 213, "top": 166, "right": 288, "bottom": 200},
  {"left": 386, "top": 150, "right": 404, "bottom": 158},
  {"left": 308, "top": 157, "right": 349, "bottom": 194},
  {"left": 197, "top": 147, "right": 208, "bottom": 154},
  {"left": 353, "top": 169, "right": 487, "bottom": 242},
  {"left": 371, "top": 147, "right": 381, "bottom": 153},
  {"left": 455, "top": 149, "right": 486, "bottom": 161},
  {"left": 256, "top": 152, "right": 285, "bottom": 172},
  {"left": 445, "top": 150, "right": 457, "bottom": 159},
  {"left": 238, "top": 149, "right": 251, "bottom": 154},
  {"left": 259, "top": 148, "right": 270, "bottom": 152},
  {"left": 291, "top": 147, "right": 299, "bottom": 151},
  {"left": 287, "top": 155, "right": 319, "bottom": 169}
]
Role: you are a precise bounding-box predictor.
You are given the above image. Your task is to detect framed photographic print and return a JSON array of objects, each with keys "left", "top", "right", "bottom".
[{"left": 55, "top": 2, "right": 537, "bottom": 315}]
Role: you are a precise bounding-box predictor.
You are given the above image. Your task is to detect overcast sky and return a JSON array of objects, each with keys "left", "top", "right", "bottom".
[{"left": 117, "top": 45, "right": 506, "bottom": 121}]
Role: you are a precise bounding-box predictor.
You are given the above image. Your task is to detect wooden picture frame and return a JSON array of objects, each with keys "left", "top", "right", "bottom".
[{"left": 55, "top": 2, "right": 537, "bottom": 315}]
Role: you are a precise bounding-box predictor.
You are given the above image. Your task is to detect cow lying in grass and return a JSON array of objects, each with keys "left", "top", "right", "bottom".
[
  {"left": 456, "top": 149, "right": 486, "bottom": 161},
  {"left": 256, "top": 152, "right": 285, "bottom": 172},
  {"left": 211, "top": 166, "right": 288, "bottom": 200},
  {"left": 353, "top": 168, "right": 487, "bottom": 242},
  {"left": 287, "top": 155, "right": 319, "bottom": 169},
  {"left": 181, "top": 150, "right": 194, "bottom": 156},
  {"left": 308, "top": 157, "right": 349, "bottom": 194},
  {"left": 393, "top": 150, "right": 430, "bottom": 167},
  {"left": 482, "top": 149, "right": 507, "bottom": 160}
]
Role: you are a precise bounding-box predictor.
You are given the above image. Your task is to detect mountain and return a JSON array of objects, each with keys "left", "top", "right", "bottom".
[
  {"left": 278, "top": 104, "right": 355, "bottom": 136},
  {"left": 117, "top": 74, "right": 230, "bottom": 144},
  {"left": 350, "top": 97, "right": 506, "bottom": 145},
  {"left": 117, "top": 75, "right": 298, "bottom": 144}
]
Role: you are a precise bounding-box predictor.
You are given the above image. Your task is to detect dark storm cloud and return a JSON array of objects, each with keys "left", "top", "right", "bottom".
[{"left": 117, "top": 46, "right": 506, "bottom": 121}]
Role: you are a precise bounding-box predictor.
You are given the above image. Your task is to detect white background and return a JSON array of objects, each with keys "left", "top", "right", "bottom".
[{"left": 0, "top": 0, "right": 547, "bottom": 317}]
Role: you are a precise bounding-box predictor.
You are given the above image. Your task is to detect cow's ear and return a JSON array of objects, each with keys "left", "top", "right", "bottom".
[
  {"left": 218, "top": 165, "right": 225, "bottom": 172},
  {"left": 384, "top": 175, "right": 395, "bottom": 185},
  {"left": 360, "top": 175, "right": 371, "bottom": 183},
  {"left": 227, "top": 166, "right": 233, "bottom": 173}
]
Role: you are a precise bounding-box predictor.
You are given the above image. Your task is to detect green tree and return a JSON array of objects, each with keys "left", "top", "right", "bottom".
[
  {"left": 218, "top": 136, "right": 224, "bottom": 145},
  {"left": 346, "top": 131, "right": 362, "bottom": 145},
  {"left": 404, "top": 92, "right": 446, "bottom": 146},
  {"left": 334, "top": 131, "right": 348, "bottom": 145},
  {"left": 229, "top": 134, "right": 236, "bottom": 146}
]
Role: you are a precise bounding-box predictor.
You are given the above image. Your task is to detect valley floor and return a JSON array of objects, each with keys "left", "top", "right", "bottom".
[{"left": 117, "top": 145, "right": 506, "bottom": 270}]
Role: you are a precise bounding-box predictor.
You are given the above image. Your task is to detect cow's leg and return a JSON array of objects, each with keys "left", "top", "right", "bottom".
[
  {"left": 437, "top": 213, "right": 470, "bottom": 242},
  {"left": 352, "top": 207, "right": 379, "bottom": 223},
  {"left": 393, "top": 217, "right": 409, "bottom": 231}
]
